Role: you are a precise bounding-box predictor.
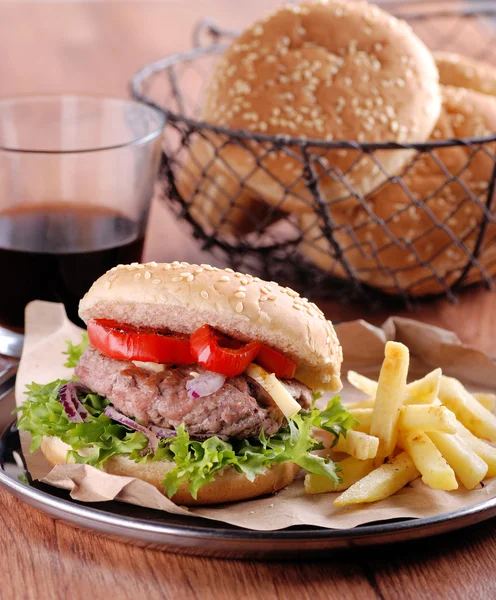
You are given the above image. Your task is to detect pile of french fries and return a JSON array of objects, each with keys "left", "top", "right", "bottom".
[{"left": 305, "top": 341, "right": 496, "bottom": 506}]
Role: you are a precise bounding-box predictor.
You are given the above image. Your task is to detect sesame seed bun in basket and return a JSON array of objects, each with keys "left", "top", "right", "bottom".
[
  {"left": 79, "top": 261, "right": 342, "bottom": 391},
  {"left": 40, "top": 436, "right": 301, "bottom": 505},
  {"left": 176, "top": 137, "right": 276, "bottom": 236},
  {"left": 300, "top": 86, "right": 496, "bottom": 296},
  {"left": 435, "top": 51, "right": 496, "bottom": 97},
  {"left": 200, "top": 0, "right": 441, "bottom": 213}
]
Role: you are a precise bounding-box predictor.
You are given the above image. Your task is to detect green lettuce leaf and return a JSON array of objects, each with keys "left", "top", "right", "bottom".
[
  {"left": 17, "top": 337, "right": 358, "bottom": 499},
  {"left": 171, "top": 396, "right": 357, "bottom": 500},
  {"left": 17, "top": 379, "right": 148, "bottom": 467},
  {"left": 63, "top": 332, "right": 89, "bottom": 368}
]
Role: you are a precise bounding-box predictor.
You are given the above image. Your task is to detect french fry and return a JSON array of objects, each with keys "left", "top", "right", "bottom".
[
  {"left": 347, "top": 371, "right": 377, "bottom": 397},
  {"left": 401, "top": 431, "right": 457, "bottom": 490},
  {"left": 333, "top": 430, "right": 379, "bottom": 460},
  {"left": 340, "top": 350, "right": 496, "bottom": 504},
  {"left": 439, "top": 376, "right": 496, "bottom": 441},
  {"left": 312, "top": 428, "right": 378, "bottom": 460},
  {"left": 428, "top": 431, "right": 488, "bottom": 489},
  {"left": 456, "top": 422, "right": 496, "bottom": 477},
  {"left": 472, "top": 392, "right": 496, "bottom": 413},
  {"left": 333, "top": 452, "right": 420, "bottom": 506},
  {"left": 348, "top": 408, "right": 373, "bottom": 433},
  {"left": 405, "top": 368, "right": 442, "bottom": 405},
  {"left": 347, "top": 368, "right": 441, "bottom": 408},
  {"left": 370, "top": 342, "right": 410, "bottom": 459},
  {"left": 304, "top": 457, "right": 375, "bottom": 494},
  {"left": 346, "top": 398, "right": 376, "bottom": 410},
  {"left": 398, "top": 404, "right": 457, "bottom": 434}
]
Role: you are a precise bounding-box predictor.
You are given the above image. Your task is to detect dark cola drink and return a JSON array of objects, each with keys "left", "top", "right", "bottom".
[{"left": 0, "top": 203, "right": 145, "bottom": 330}]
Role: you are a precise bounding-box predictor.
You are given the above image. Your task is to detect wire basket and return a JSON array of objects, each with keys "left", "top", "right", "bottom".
[{"left": 131, "top": 1, "right": 496, "bottom": 307}]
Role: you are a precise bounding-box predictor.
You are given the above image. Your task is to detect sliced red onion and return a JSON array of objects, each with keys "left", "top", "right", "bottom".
[
  {"left": 69, "top": 382, "right": 92, "bottom": 394},
  {"left": 58, "top": 382, "right": 91, "bottom": 423},
  {"left": 103, "top": 406, "right": 158, "bottom": 454},
  {"left": 186, "top": 371, "right": 226, "bottom": 399},
  {"left": 150, "top": 425, "right": 177, "bottom": 439}
]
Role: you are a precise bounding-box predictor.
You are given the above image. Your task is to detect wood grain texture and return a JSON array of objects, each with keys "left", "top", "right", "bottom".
[
  {"left": 0, "top": 488, "right": 377, "bottom": 600},
  {"left": 2, "top": 1, "right": 496, "bottom": 599}
]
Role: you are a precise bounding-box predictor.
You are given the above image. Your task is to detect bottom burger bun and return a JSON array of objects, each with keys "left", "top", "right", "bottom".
[
  {"left": 41, "top": 436, "right": 301, "bottom": 506},
  {"left": 300, "top": 86, "right": 496, "bottom": 296}
]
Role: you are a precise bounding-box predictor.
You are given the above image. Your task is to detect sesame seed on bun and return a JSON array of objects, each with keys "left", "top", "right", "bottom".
[
  {"left": 300, "top": 86, "right": 496, "bottom": 296},
  {"left": 435, "top": 51, "right": 496, "bottom": 98},
  {"left": 79, "top": 261, "right": 342, "bottom": 391},
  {"left": 201, "top": 0, "right": 441, "bottom": 212}
]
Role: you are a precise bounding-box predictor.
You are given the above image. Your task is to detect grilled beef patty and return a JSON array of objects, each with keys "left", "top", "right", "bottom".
[{"left": 75, "top": 346, "right": 312, "bottom": 439}]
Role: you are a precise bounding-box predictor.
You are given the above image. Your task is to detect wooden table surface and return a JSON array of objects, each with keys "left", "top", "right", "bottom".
[{"left": 2, "top": 1, "right": 496, "bottom": 599}]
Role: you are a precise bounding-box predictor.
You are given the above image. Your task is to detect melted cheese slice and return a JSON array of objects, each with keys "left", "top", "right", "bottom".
[
  {"left": 245, "top": 363, "right": 301, "bottom": 418},
  {"left": 132, "top": 361, "right": 166, "bottom": 373}
]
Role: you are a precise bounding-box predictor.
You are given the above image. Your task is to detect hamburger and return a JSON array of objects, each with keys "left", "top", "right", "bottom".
[{"left": 18, "top": 261, "right": 353, "bottom": 505}]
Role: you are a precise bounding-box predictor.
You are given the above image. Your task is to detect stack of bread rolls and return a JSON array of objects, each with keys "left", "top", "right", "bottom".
[{"left": 177, "top": 0, "right": 496, "bottom": 296}]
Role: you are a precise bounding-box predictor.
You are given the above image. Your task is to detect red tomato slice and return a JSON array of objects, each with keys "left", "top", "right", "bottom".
[
  {"left": 256, "top": 345, "right": 297, "bottom": 379},
  {"left": 87, "top": 319, "right": 195, "bottom": 364},
  {"left": 190, "top": 325, "right": 261, "bottom": 377}
]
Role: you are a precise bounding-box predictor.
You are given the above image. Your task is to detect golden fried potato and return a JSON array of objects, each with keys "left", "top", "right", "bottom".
[{"left": 334, "top": 452, "right": 420, "bottom": 507}]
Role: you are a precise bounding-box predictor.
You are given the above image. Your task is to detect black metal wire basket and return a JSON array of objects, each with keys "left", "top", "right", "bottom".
[{"left": 131, "top": 1, "right": 496, "bottom": 307}]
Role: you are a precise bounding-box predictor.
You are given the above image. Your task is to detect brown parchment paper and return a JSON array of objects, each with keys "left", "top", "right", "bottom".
[{"left": 15, "top": 301, "right": 496, "bottom": 531}]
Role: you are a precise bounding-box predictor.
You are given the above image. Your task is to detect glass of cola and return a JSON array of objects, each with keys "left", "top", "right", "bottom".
[{"left": 0, "top": 95, "right": 165, "bottom": 338}]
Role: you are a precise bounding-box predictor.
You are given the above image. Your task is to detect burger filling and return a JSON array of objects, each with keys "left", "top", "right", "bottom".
[
  {"left": 17, "top": 321, "right": 357, "bottom": 499},
  {"left": 75, "top": 345, "right": 312, "bottom": 440}
]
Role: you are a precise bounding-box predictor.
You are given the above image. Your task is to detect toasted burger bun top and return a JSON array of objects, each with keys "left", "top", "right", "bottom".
[
  {"left": 79, "top": 261, "right": 342, "bottom": 391},
  {"left": 201, "top": 0, "right": 441, "bottom": 211},
  {"left": 435, "top": 51, "right": 496, "bottom": 97},
  {"left": 41, "top": 436, "right": 300, "bottom": 506}
]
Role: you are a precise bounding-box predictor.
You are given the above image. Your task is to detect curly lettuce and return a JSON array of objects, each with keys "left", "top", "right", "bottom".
[
  {"left": 17, "top": 338, "right": 357, "bottom": 499},
  {"left": 16, "top": 380, "right": 147, "bottom": 465},
  {"left": 63, "top": 332, "right": 89, "bottom": 368},
  {"left": 133, "top": 396, "right": 355, "bottom": 499}
]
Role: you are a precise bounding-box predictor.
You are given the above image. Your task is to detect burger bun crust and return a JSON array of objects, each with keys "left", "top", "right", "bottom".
[
  {"left": 435, "top": 51, "right": 496, "bottom": 97},
  {"left": 301, "top": 86, "right": 496, "bottom": 296},
  {"left": 202, "top": 0, "right": 441, "bottom": 211}
]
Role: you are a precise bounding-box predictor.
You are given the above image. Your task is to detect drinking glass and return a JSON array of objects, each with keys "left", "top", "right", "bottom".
[{"left": 0, "top": 95, "right": 165, "bottom": 341}]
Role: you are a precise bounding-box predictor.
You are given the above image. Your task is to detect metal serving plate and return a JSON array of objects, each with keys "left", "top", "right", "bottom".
[{"left": 2, "top": 390, "right": 496, "bottom": 560}]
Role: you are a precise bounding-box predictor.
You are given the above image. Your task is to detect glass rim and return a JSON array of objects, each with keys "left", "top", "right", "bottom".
[{"left": 0, "top": 94, "right": 166, "bottom": 154}]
